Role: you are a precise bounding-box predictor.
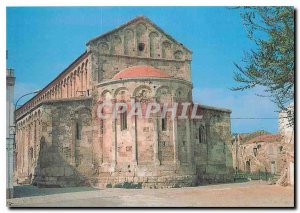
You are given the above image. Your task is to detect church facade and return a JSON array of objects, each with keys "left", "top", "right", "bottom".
[{"left": 15, "top": 16, "right": 233, "bottom": 188}]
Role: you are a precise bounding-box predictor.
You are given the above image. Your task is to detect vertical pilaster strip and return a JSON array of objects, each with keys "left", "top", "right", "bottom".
[
  {"left": 173, "top": 116, "right": 179, "bottom": 164},
  {"left": 73, "top": 75, "right": 76, "bottom": 97},
  {"left": 99, "top": 109, "right": 104, "bottom": 165},
  {"left": 186, "top": 119, "right": 192, "bottom": 164},
  {"left": 70, "top": 119, "right": 76, "bottom": 166},
  {"left": 26, "top": 125, "right": 29, "bottom": 176},
  {"left": 153, "top": 97, "right": 160, "bottom": 166},
  {"left": 81, "top": 71, "right": 84, "bottom": 92},
  {"left": 172, "top": 96, "right": 180, "bottom": 165},
  {"left": 111, "top": 99, "right": 117, "bottom": 170},
  {"left": 130, "top": 96, "right": 138, "bottom": 164}
]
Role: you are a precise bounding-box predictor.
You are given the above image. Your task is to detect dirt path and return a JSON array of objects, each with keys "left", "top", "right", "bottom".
[{"left": 7, "top": 181, "right": 294, "bottom": 207}]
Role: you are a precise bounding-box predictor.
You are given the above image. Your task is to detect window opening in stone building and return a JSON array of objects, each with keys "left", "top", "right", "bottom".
[
  {"left": 271, "top": 161, "right": 276, "bottom": 174},
  {"left": 162, "top": 117, "right": 167, "bottom": 131},
  {"left": 100, "top": 108, "right": 104, "bottom": 134},
  {"left": 199, "top": 126, "right": 206, "bottom": 143},
  {"left": 76, "top": 122, "right": 82, "bottom": 140},
  {"left": 121, "top": 108, "right": 127, "bottom": 131},
  {"left": 199, "top": 127, "right": 202, "bottom": 143},
  {"left": 246, "top": 160, "right": 251, "bottom": 173},
  {"left": 138, "top": 43, "right": 145, "bottom": 51},
  {"left": 253, "top": 148, "right": 257, "bottom": 156}
]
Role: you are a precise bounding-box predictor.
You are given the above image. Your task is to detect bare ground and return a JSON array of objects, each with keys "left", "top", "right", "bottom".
[{"left": 7, "top": 181, "right": 294, "bottom": 207}]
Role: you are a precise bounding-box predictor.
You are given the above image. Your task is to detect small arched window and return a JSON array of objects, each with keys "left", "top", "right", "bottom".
[
  {"left": 138, "top": 43, "right": 145, "bottom": 51},
  {"left": 253, "top": 148, "right": 258, "bottom": 156},
  {"left": 162, "top": 117, "right": 167, "bottom": 131},
  {"left": 199, "top": 126, "right": 207, "bottom": 143},
  {"left": 76, "top": 121, "right": 82, "bottom": 140},
  {"left": 120, "top": 107, "right": 127, "bottom": 131}
]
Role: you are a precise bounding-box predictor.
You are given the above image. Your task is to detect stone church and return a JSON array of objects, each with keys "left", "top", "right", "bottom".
[{"left": 15, "top": 16, "right": 233, "bottom": 188}]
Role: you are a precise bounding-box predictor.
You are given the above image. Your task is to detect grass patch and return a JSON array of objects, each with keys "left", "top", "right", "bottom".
[
  {"left": 106, "top": 183, "right": 112, "bottom": 188},
  {"left": 113, "top": 182, "right": 142, "bottom": 189},
  {"left": 172, "top": 183, "right": 181, "bottom": 188}
]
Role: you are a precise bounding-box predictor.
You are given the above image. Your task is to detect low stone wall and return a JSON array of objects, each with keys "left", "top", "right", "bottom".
[
  {"left": 93, "top": 174, "right": 197, "bottom": 189},
  {"left": 198, "top": 174, "right": 234, "bottom": 185}
]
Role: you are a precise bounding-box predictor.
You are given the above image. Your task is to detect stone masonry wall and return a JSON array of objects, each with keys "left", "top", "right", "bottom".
[
  {"left": 16, "top": 98, "right": 95, "bottom": 187},
  {"left": 192, "top": 106, "right": 233, "bottom": 184},
  {"left": 15, "top": 16, "right": 234, "bottom": 188},
  {"left": 92, "top": 78, "right": 196, "bottom": 188},
  {"left": 88, "top": 17, "right": 192, "bottom": 84}
]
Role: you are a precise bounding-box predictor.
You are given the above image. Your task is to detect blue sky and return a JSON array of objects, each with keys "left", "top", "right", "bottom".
[{"left": 6, "top": 7, "right": 279, "bottom": 133}]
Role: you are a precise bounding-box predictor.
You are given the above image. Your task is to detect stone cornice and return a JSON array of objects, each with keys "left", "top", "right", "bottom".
[
  {"left": 97, "top": 53, "right": 192, "bottom": 63},
  {"left": 97, "top": 77, "right": 193, "bottom": 88},
  {"left": 199, "top": 104, "right": 232, "bottom": 113}
]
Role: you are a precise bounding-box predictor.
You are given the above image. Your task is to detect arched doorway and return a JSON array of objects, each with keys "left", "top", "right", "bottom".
[
  {"left": 246, "top": 160, "right": 251, "bottom": 173},
  {"left": 271, "top": 161, "right": 276, "bottom": 175}
]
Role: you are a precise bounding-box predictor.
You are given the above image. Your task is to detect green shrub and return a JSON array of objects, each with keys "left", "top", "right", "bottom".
[
  {"left": 172, "top": 183, "right": 181, "bottom": 188},
  {"left": 114, "top": 182, "right": 142, "bottom": 189}
]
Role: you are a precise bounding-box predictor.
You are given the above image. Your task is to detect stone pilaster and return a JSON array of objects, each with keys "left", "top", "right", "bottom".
[
  {"left": 130, "top": 96, "right": 138, "bottom": 165},
  {"left": 111, "top": 99, "right": 117, "bottom": 170},
  {"left": 153, "top": 97, "right": 160, "bottom": 166},
  {"left": 185, "top": 119, "right": 192, "bottom": 164},
  {"left": 172, "top": 96, "right": 180, "bottom": 165},
  {"left": 70, "top": 119, "right": 76, "bottom": 166},
  {"left": 173, "top": 116, "right": 180, "bottom": 165}
]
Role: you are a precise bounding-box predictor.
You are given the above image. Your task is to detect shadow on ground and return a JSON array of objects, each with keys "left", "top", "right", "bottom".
[{"left": 13, "top": 185, "right": 100, "bottom": 198}]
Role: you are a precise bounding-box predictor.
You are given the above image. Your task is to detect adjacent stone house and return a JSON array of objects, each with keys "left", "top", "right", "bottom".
[
  {"left": 232, "top": 133, "right": 284, "bottom": 175},
  {"left": 15, "top": 16, "right": 233, "bottom": 188},
  {"left": 231, "top": 110, "right": 294, "bottom": 186}
]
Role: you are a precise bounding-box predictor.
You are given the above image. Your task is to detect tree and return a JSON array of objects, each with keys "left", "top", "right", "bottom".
[{"left": 232, "top": 7, "right": 294, "bottom": 125}]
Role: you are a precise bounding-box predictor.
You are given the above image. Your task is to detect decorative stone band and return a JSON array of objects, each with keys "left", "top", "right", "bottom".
[{"left": 97, "top": 76, "right": 193, "bottom": 88}]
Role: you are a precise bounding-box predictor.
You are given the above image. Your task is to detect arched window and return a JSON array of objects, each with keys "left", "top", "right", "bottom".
[
  {"left": 246, "top": 160, "right": 251, "bottom": 173},
  {"left": 100, "top": 108, "right": 104, "bottom": 134},
  {"left": 162, "top": 117, "right": 167, "bottom": 131},
  {"left": 76, "top": 121, "right": 82, "bottom": 140},
  {"left": 162, "top": 41, "right": 172, "bottom": 59},
  {"left": 199, "top": 126, "right": 207, "bottom": 143},
  {"left": 253, "top": 148, "right": 258, "bottom": 156},
  {"left": 120, "top": 107, "right": 127, "bottom": 131}
]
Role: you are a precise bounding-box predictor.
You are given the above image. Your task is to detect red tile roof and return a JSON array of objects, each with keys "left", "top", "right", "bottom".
[{"left": 112, "top": 65, "right": 170, "bottom": 80}]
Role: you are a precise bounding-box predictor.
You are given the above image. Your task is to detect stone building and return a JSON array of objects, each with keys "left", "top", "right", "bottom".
[
  {"left": 232, "top": 133, "right": 284, "bottom": 175},
  {"left": 15, "top": 16, "right": 233, "bottom": 188},
  {"left": 232, "top": 112, "right": 294, "bottom": 186}
]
